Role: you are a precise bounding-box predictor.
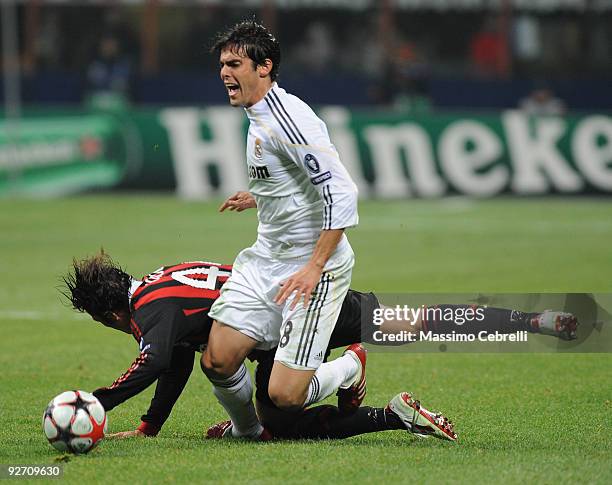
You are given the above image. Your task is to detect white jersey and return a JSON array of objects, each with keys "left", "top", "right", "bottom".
[{"left": 243, "top": 83, "right": 359, "bottom": 259}]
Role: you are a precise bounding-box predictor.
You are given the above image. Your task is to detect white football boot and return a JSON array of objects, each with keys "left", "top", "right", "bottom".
[{"left": 386, "top": 392, "right": 457, "bottom": 442}]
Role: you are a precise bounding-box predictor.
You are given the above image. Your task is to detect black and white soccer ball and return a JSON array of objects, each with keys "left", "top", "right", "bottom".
[{"left": 42, "top": 390, "right": 107, "bottom": 454}]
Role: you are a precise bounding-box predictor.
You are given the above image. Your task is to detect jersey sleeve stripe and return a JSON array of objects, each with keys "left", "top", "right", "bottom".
[
  {"left": 322, "top": 186, "right": 330, "bottom": 229},
  {"left": 327, "top": 186, "right": 333, "bottom": 229},
  {"left": 264, "top": 96, "right": 298, "bottom": 144},
  {"left": 109, "top": 351, "right": 148, "bottom": 389},
  {"left": 323, "top": 185, "right": 333, "bottom": 230},
  {"left": 270, "top": 89, "right": 308, "bottom": 145},
  {"left": 323, "top": 204, "right": 329, "bottom": 231}
]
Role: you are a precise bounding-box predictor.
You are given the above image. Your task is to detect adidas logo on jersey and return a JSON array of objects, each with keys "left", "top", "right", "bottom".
[
  {"left": 313, "top": 350, "right": 324, "bottom": 361},
  {"left": 248, "top": 164, "right": 270, "bottom": 180}
]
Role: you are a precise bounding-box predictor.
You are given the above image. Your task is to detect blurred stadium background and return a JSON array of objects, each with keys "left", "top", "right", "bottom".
[{"left": 1, "top": 0, "right": 611, "bottom": 198}]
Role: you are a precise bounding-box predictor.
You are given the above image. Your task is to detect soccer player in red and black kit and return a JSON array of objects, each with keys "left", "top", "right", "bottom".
[{"left": 62, "top": 252, "right": 576, "bottom": 442}]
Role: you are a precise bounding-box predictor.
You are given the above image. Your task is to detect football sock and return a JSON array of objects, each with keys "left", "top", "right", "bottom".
[
  {"left": 209, "top": 363, "right": 263, "bottom": 438},
  {"left": 303, "top": 354, "right": 359, "bottom": 407},
  {"left": 425, "top": 305, "right": 538, "bottom": 335},
  {"left": 286, "top": 405, "right": 404, "bottom": 439}
]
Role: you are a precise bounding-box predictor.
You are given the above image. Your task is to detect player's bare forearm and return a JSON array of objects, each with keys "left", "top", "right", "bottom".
[
  {"left": 274, "top": 229, "right": 344, "bottom": 310},
  {"left": 219, "top": 191, "right": 257, "bottom": 212},
  {"left": 309, "top": 229, "right": 344, "bottom": 270}
]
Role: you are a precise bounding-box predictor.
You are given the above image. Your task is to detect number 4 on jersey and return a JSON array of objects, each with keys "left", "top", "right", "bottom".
[{"left": 171, "top": 266, "right": 231, "bottom": 290}]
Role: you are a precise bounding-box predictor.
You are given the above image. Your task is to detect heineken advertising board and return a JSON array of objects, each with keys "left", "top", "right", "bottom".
[
  {"left": 0, "top": 114, "right": 128, "bottom": 197},
  {"left": 157, "top": 107, "right": 612, "bottom": 198},
  {"left": 2, "top": 107, "right": 611, "bottom": 198}
]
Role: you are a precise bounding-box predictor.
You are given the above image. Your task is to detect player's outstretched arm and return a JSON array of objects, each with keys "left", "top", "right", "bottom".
[
  {"left": 102, "top": 322, "right": 195, "bottom": 438},
  {"left": 219, "top": 191, "right": 257, "bottom": 212},
  {"left": 93, "top": 306, "right": 182, "bottom": 418}
]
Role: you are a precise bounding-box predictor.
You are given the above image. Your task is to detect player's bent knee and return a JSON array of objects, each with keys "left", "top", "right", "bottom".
[
  {"left": 200, "top": 349, "right": 237, "bottom": 379},
  {"left": 268, "top": 385, "right": 307, "bottom": 412},
  {"left": 202, "top": 320, "right": 258, "bottom": 378},
  {"left": 268, "top": 362, "right": 314, "bottom": 411}
]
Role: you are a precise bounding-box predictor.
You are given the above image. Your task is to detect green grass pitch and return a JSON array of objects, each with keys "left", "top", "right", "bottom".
[{"left": 0, "top": 196, "right": 610, "bottom": 484}]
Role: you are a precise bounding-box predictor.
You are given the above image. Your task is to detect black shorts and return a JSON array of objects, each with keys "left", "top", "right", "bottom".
[{"left": 253, "top": 289, "right": 380, "bottom": 408}]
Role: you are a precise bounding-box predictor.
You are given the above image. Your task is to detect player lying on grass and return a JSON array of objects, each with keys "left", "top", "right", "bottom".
[{"left": 62, "top": 252, "right": 576, "bottom": 441}]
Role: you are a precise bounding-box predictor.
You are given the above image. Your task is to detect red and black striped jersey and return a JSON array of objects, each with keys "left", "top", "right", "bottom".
[
  {"left": 131, "top": 261, "right": 232, "bottom": 314},
  {"left": 94, "top": 261, "right": 233, "bottom": 433}
]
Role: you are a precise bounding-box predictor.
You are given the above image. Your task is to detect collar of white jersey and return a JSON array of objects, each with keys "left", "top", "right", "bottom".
[
  {"left": 244, "top": 82, "right": 283, "bottom": 117},
  {"left": 128, "top": 278, "right": 142, "bottom": 304}
]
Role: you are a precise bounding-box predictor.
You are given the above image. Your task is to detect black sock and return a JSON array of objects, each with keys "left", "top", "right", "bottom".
[
  {"left": 285, "top": 405, "right": 405, "bottom": 440},
  {"left": 425, "top": 305, "right": 539, "bottom": 335}
]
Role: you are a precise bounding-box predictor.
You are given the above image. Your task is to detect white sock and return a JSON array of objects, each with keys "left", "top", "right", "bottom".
[
  {"left": 210, "top": 364, "right": 263, "bottom": 438},
  {"left": 303, "top": 354, "right": 359, "bottom": 407}
]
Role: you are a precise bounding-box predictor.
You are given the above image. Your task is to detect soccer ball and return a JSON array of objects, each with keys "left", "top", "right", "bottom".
[{"left": 42, "top": 390, "right": 107, "bottom": 454}]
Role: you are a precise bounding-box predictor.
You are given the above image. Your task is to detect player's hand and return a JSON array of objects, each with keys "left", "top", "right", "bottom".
[
  {"left": 274, "top": 262, "right": 322, "bottom": 310},
  {"left": 219, "top": 192, "right": 257, "bottom": 212},
  {"left": 106, "top": 429, "right": 147, "bottom": 439}
]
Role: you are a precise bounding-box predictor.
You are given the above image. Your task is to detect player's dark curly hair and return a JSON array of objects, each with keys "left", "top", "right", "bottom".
[
  {"left": 61, "top": 250, "right": 131, "bottom": 318},
  {"left": 211, "top": 19, "right": 281, "bottom": 81}
]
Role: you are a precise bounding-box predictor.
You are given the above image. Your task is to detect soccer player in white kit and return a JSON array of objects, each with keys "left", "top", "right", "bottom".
[{"left": 200, "top": 20, "right": 365, "bottom": 439}]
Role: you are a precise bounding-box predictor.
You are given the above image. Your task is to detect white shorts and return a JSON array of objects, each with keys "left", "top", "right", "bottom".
[{"left": 208, "top": 243, "right": 354, "bottom": 370}]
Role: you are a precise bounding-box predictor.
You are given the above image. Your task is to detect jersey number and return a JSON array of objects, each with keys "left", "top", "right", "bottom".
[
  {"left": 279, "top": 321, "right": 293, "bottom": 349},
  {"left": 171, "top": 267, "right": 231, "bottom": 290}
]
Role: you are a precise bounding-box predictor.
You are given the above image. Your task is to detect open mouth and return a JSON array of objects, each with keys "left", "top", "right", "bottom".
[{"left": 225, "top": 83, "right": 240, "bottom": 97}]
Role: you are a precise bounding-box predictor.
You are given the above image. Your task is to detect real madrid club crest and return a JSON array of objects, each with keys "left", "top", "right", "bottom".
[{"left": 254, "top": 138, "right": 263, "bottom": 159}]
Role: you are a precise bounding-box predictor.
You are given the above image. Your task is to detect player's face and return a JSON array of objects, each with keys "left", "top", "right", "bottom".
[{"left": 219, "top": 48, "right": 271, "bottom": 108}]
